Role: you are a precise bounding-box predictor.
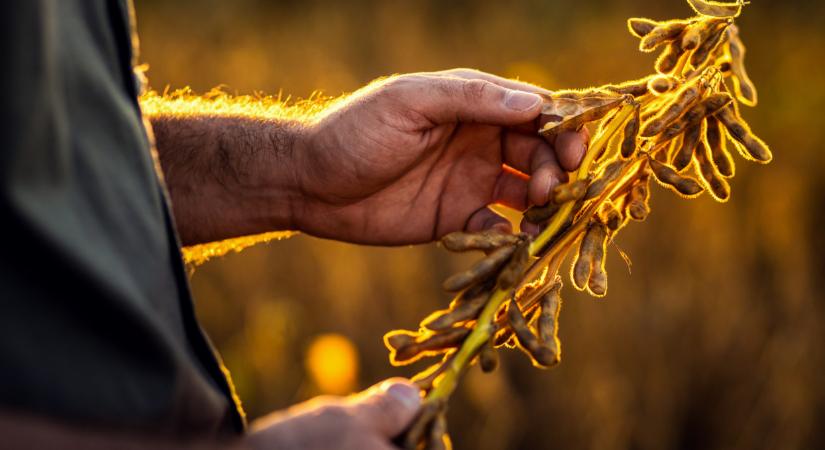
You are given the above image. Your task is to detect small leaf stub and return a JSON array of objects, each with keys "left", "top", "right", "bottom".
[{"left": 686, "top": 0, "right": 744, "bottom": 18}]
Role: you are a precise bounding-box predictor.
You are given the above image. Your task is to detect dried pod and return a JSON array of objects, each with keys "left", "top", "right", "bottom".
[
  {"left": 479, "top": 337, "right": 499, "bottom": 373},
  {"left": 601, "top": 202, "right": 625, "bottom": 231},
  {"left": 627, "top": 176, "right": 651, "bottom": 221},
  {"left": 421, "top": 290, "right": 489, "bottom": 331},
  {"left": 540, "top": 92, "right": 626, "bottom": 135},
  {"left": 726, "top": 25, "right": 757, "bottom": 106},
  {"left": 584, "top": 160, "right": 625, "bottom": 200},
  {"left": 655, "top": 92, "right": 733, "bottom": 147},
  {"left": 715, "top": 104, "right": 772, "bottom": 163},
  {"left": 441, "top": 230, "right": 520, "bottom": 253},
  {"left": 412, "top": 353, "right": 454, "bottom": 390},
  {"left": 690, "top": 20, "right": 729, "bottom": 68},
  {"left": 648, "top": 74, "right": 678, "bottom": 95},
  {"left": 627, "top": 17, "right": 659, "bottom": 38},
  {"left": 641, "top": 75, "right": 707, "bottom": 137},
  {"left": 686, "top": 0, "right": 743, "bottom": 18},
  {"left": 428, "top": 411, "right": 449, "bottom": 450},
  {"left": 586, "top": 223, "right": 609, "bottom": 297},
  {"left": 571, "top": 221, "right": 608, "bottom": 290},
  {"left": 523, "top": 202, "right": 560, "bottom": 224},
  {"left": 682, "top": 18, "right": 726, "bottom": 50},
  {"left": 696, "top": 140, "right": 731, "bottom": 202},
  {"left": 507, "top": 301, "right": 558, "bottom": 368},
  {"left": 604, "top": 77, "right": 654, "bottom": 97},
  {"left": 648, "top": 158, "right": 704, "bottom": 197},
  {"left": 402, "top": 400, "right": 442, "bottom": 450},
  {"left": 537, "top": 281, "right": 563, "bottom": 360},
  {"left": 672, "top": 121, "right": 703, "bottom": 171},
  {"left": 620, "top": 104, "right": 641, "bottom": 158},
  {"left": 442, "top": 244, "right": 517, "bottom": 292},
  {"left": 656, "top": 39, "right": 686, "bottom": 74},
  {"left": 639, "top": 20, "right": 690, "bottom": 52},
  {"left": 705, "top": 115, "right": 735, "bottom": 177},
  {"left": 498, "top": 238, "right": 531, "bottom": 289},
  {"left": 387, "top": 327, "right": 471, "bottom": 366},
  {"left": 552, "top": 179, "right": 588, "bottom": 204}
]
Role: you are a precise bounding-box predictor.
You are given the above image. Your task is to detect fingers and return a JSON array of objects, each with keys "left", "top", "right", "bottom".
[
  {"left": 387, "top": 75, "right": 542, "bottom": 126},
  {"left": 465, "top": 207, "right": 512, "bottom": 234},
  {"left": 351, "top": 378, "right": 422, "bottom": 439},
  {"left": 493, "top": 169, "right": 529, "bottom": 211},
  {"left": 436, "top": 68, "right": 553, "bottom": 96},
  {"left": 554, "top": 128, "right": 590, "bottom": 172},
  {"left": 500, "top": 132, "right": 568, "bottom": 206}
]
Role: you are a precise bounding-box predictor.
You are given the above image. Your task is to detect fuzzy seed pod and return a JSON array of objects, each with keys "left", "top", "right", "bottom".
[
  {"left": 604, "top": 77, "right": 654, "bottom": 97},
  {"left": 654, "top": 93, "right": 732, "bottom": 145},
  {"left": 641, "top": 76, "right": 706, "bottom": 137},
  {"left": 682, "top": 18, "right": 726, "bottom": 50},
  {"left": 584, "top": 161, "right": 625, "bottom": 200},
  {"left": 627, "top": 176, "right": 651, "bottom": 221},
  {"left": 715, "top": 105, "right": 772, "bottom": 163},
  {"left": 696, "top": 140, "right": 731, "bottom": 202},
  {"left": 639, "top": 20, "right": 690, "bottom": 52},
  {"left": 572, "top": 222, "right": 607, "bottom": 290},
  {"left": 621, "top": 105, "right": 641, "bottom": 158},
  {"left": 586, "top": 223, "right": 609, "bottom": 297},
  {"left": 537, "top": 281, "right": 563, "bottom": 360},
  {"left": 507, "top": 301, "right": 558, "bottom": 368},
  {"left": 421, "top": 290, "right": 489, "bottom": 331},
  {"left": 687, "top": 0, "right": 743, "bottom": 19},
  {"left": 601, "top": 202, "right": 625, "bottom": 231},
  {"left": 442, "top": 244, "right": 517, "bottom": 292},
  {"left": 726, "top": 25, "right": 757, "bottom": 106},
  {"left": 497, "top": 238, "right": 531, "bottom": 289},
  {"left": 540, "top": 92, "right": 626, "bottom": 135},
  {"left": 479, "top": 337, "right": 499, "bottom": 373},
  {"left": 648, "top": 75, "right": 678, "bottom": 95},
  {"left": 412, "top": 353, "right": 454, "bottom": 390},
  {"left": 441, "top": 230, "right": 520, "bottom": 253},
  {"left": 690, "top": 20, "right": 729, "bottom": 68},
  {"left": 672, "top": 121, "right": 703, "bottom": 171},
  {"left": 403, "top": 400, "right": 442, "bottom": 450},
  {"left": 648, "top": 158, "right": 704, "bottom": 197},
  {"left": 552, "top": 179, "right": 588, "bottom": 204},
  {"left": 523, "top": 202, "right": 560, "bottom": 224},
  {"left": 387, "top": 327, "right": 471, "bottom": 366},
  {"left": 705, "top": 116, "right": 735, "bottom": 177},
  {"left": 627, "top": 17, "right": 659, "bottom": 38},
  {"left": 656, "top": 39, "right": 686, "bottom": 74}
]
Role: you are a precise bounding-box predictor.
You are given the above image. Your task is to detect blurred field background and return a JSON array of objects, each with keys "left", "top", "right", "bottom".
[{"left": 134, "top": 1, "right": 825, "bottom": 449}]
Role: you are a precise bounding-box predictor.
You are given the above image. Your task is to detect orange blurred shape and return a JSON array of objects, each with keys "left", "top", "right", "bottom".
[{"left": 304, "top": 333, "right": 359, "bottom": 395}]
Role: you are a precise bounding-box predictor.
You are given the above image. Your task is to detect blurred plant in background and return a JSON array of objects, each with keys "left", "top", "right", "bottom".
[{"left": 135, "top": 1, "right": 825, "bottom": 448}]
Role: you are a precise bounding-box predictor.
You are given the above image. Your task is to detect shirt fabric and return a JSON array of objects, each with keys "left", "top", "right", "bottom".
[{"left": 0, "top": 0, "right": 244, "bottom": 437}]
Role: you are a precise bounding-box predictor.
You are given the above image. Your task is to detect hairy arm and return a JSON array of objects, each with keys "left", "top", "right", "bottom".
[{"left": 142, "top": 91, "right": 310, "bottom": 246}]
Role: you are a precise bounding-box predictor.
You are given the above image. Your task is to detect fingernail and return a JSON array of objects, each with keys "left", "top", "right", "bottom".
[
  {"left": 385, "top": 383, "right": 421, "bottom": 411},
  {"left": 504, "top": 90, "right": 541, "bottom": 111}
]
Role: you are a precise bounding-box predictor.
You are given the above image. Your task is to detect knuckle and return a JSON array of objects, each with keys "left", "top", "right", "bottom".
[{"left": 462, "top": 78, "right": 492, "bottom": 101}]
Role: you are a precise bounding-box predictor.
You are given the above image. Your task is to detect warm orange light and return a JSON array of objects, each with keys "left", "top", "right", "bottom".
[{"left": 305, "top": 333, "right": 359, "bottom": 395}]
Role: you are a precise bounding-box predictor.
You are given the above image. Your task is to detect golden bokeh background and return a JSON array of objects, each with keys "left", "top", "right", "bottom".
[{"left": 134, "top": 1, "right": 825, "bottom": 449}]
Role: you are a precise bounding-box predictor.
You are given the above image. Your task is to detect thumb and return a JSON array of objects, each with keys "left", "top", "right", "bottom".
[
  {"left": 390, "top": 75, "right": 543, "bottom": 126},
  {"left": 351, "top": 378, "right": 422, "bottom": 438}
]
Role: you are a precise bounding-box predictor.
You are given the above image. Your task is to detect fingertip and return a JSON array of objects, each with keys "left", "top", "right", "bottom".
[
  {"left": 519, "top": 219, "right": 540, "bottom": 237},
  {"left": 503, "top": 89, "right": 542, "bottom": 113},
  {"left": 465, "top": 207, "right": 512, "bottom": 233},
  {"left": 380, "top": 379, "right": 421, "bottom": 413},
  {"left": 528, "top": 165, "right": 563, "bottom": 206},
  {"left": 555, "top": 130, "right": 588, "bottom": 172}
]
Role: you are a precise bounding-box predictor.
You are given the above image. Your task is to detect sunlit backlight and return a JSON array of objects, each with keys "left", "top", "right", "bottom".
[{"left": 305, "top": 333, "right": 359, "bottom": 395}]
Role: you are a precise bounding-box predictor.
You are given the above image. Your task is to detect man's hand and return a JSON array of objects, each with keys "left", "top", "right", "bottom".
[
  {"left": 292, "top": 69, "right": 588, "bottom": 245},
  {"left": 148, "top": 69, "right": 587, "bottom": 246},
  {"left": 246, "top": 379, "right": 421, "bottom": 450}
]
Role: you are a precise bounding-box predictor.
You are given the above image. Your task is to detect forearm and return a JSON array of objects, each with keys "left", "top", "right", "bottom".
[
  {"left": 0, "top": 411, "right": 246, "bottom": 450},
  {"left": 141, "top": 93, "right": 307, "bottom": 246}
]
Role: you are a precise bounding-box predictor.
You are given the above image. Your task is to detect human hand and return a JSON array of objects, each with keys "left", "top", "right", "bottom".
[
  {"left": 291, "top": 69, "right": 589, "bottom": 245},
  {"left": 245, "top": 379, "right": 421, "bottom": 450}
]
